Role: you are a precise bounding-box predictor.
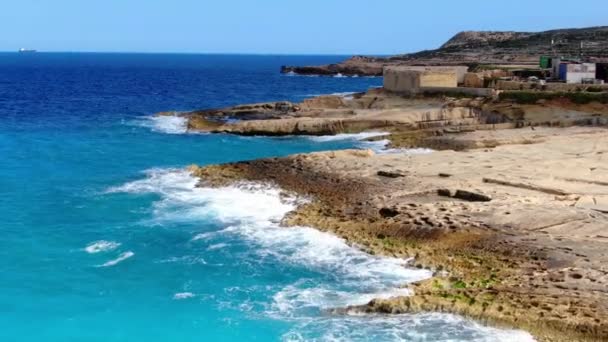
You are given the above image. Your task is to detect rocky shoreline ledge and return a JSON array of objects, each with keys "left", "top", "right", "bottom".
[
  {"left": 157, "top": 88, "right": 608, "bottom": 145},
  {"left": 186, "top": 127, "right": 608, "bottom": 342}
]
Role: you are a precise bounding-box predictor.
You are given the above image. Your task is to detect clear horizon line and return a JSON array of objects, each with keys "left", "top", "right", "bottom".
[{"left": 0, "top": 50, "right": 401, "bottom": 57}]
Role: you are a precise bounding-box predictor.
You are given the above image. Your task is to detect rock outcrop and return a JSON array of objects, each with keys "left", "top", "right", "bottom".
[{"left": 162, "top": 88, "right": 608, "bottom": 141}]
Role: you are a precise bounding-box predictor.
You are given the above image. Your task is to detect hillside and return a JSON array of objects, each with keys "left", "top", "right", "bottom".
[{"left": 281, "top": 26, "right": 608, "bottom": 76}]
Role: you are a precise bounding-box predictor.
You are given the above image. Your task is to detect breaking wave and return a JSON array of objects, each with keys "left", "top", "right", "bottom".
[
  {"left": 133, "top": 115, "right": 188, "bottom": 134},
  {"left": 305, "top": 132, "right": 433, "bottom": 154},
  {"left": 109, "top": 168, "right": 430, "bottom": 311},
  {"left": 97, "top": 251, "right": 134, "bottom": 267},
  {"left": 108, "top": 168, "right": 535, "bottom": 341},
  {"left": 173, "top": 292, "right": 196, "bottom": 300},
  {"left": 282, "top": 314, "right": 536, "bottom": 342},
  {"left": 306, "top": 131, "right": 389, "bottom": 143},
  {"left": 84, "top": 240, "right": 121, "bottom": 254}
]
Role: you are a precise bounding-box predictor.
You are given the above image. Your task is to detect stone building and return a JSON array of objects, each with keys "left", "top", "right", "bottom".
[{"left": 383, "top": 66, "right": 462, "bottom": 93}]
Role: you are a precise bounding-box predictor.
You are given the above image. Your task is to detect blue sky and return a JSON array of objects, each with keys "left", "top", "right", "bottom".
[{"left": 1, "top": 0, "right": 606, "bottom": 54}]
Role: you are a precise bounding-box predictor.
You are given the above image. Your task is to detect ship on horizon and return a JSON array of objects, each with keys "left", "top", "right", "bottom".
[{"left": 18, "top": 48, "right": 37, "bottom": 53}]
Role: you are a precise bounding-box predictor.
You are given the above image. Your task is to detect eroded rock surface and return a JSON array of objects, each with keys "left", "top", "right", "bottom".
[
  {"left": 189, "top": 127, "right": 608, "bottom": 342},
  {"left": 159, "top": 87, "right": 608, "bottom": 140}
]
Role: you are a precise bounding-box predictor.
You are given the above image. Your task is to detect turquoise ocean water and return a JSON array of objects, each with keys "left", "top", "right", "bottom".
[{"left": 0, "top": 53, "right": 534, "bottom": 341}]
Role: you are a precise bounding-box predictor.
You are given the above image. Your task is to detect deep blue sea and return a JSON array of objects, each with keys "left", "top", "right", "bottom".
[{"left": 0, "top": 53, "right": 534, "bottom": 341}]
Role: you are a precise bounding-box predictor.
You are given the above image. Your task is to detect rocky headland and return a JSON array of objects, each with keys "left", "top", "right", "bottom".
[{"left": 281, "top": 26, "right": 608, "bottom": 76}]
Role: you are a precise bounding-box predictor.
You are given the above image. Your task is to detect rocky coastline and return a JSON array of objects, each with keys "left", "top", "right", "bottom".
[
  {"left": 186, "top": 126, "right": 608, "bottom": 341},
  {"left": 155, "top": 46, "right": 608, "bottom": 340}
]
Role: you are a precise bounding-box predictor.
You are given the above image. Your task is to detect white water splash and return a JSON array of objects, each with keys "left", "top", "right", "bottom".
[
  {"left": 305, "top": 131, "right": 433, "bottom": 155},
  {"left": 97, "top": 251, "right": 134, "bottom": 267},
  {"left": 84, "top": 240, "right": 121, "bottom": 254},
  {"left": 282, "top": 313, "right": 536, "bottom": 342},
  {"left": 306, "top": 131, "right": 390, "bottom": 143},
  {"left": 173, "top": 292, "right": 195, "bottom": 300},
  {"left": 377, "top": 146, "right": 435, "bottom": 156},
  {"left": 109, "top": 169, "right": 430, "bottom": 310},
  {"left": 134, "top": 115, "right": 188, "bottom": 134},
  {"left": 108, "top": 168, "right": 535, "bottom": 341}
]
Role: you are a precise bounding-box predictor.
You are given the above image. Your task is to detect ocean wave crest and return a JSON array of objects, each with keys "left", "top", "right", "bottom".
[
  {"left": 97, "top": 251, "right": 134, "bottom": 267},
  {"left": 107, "top": 168, "right": 534, "bottom": 341},
  {"left": 132, "top": 115, "right": 188, "bottom": 134},
  {"left": 84, "top": 240, "right": 121, "bottom": 254}
]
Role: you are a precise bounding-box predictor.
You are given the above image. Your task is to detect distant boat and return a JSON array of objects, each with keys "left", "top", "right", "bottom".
[{"left": 18, "top": 48, "right": 37, "bottom": 53}]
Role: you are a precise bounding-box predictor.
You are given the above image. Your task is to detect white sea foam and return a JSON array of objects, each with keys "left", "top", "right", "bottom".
[
  {"left": 156, "top": 255, "right": 207, "bottom": 265},
  {"left": 306, "top": 132, "right": 435, "bottom": 155},
  {"left": 377, "top": 146, "right": 436, "bottom": 156},
  {"left": 299, "top": 92, "right": 358, "bottom": 99},
  {"left": 207, "top": 243, "right": 228, "bottom": 251},
  {"left": 304, "top": 132, "right": 395, "bottom": 153},
  {"left": 331, "top": 91, "right": 357, "bottom": 97},
  {"left": 84, "top": 240, "right": 121, "bottom": 254},
  {"left": 282, "top": 313, "right": 536, "bottom": 342},
  {"left": 272, "top": 284, "right": 413, "bottom": 316},
  {"left": 332, "top": 91, "right": 358, "bottom": 100},
  {"left": 106, "top": 168, "right": 197, "bottom": 195},
  {"left": 306, "top": 131, "right": 389, "bottom": 143},
  {"left": 333, "top": 73, "right": 346, "bottom": 78},
  {"left": 134, "top": 115, "right": 188, "bottom": 134},
  {"left": 109, "top": 168, "right": 534, "bottom": 340},
  {"left": 173, "top": 292, "right": 195, "bottom": 300},
  {"left": 109, "top": 168, "right": 294, "bottom": 225},
  {"left": 283, "top": 72, "right": 319, "bottom": 78},
  {"left": 109, "top": 169, "right": 429, "bottom": 310},
  {"left": 97, "top": 251, "right": 134, "bottom": 267}
]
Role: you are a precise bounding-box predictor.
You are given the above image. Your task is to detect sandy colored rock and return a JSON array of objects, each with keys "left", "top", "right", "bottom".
[
  {"left": 157, "top": 87, "right": 608, "bottom": 139},
  {"left": 189, "top": 126, "right": 608, "bottom": 342}
]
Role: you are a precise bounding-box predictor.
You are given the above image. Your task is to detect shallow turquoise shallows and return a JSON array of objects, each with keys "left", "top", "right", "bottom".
[{"left": 0, "top": 53, "right": 534, "bottom": 341}]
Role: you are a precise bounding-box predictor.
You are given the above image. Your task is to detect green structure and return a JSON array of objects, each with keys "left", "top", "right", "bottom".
[{"left": 540, "top": 56, "right": 552, "bottom": 69}]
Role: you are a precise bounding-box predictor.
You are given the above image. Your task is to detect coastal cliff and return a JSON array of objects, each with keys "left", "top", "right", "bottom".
[{"left": 187, "top": 127, "right": 608, "bottom": 341}]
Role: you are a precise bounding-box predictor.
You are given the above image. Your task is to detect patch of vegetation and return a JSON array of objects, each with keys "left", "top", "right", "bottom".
[
  {"left": 452, "top": 280, "right": 468, "bottom": 289},
  {"left": 438, "top": 291, "right": 476, "bottom": 305},
  {"left": 586, "top": 86, "right": 606, "bottom": 93},
  {"left": 499, "top": 91, "right": 608, "bottom": 104},
  {"left": 432, "top": 279, "right": 444, "bottom": 290},
  {"left": 379, "top": 236, "right": 418, "bottom": 250}
]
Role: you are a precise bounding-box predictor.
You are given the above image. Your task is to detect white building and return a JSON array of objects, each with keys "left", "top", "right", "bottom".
[{"left": 559, "top": 63, "right": 596, "bottom": 84}]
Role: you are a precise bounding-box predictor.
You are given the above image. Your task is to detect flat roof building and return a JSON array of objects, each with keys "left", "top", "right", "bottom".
[
  {"left": 558, "top": 63, "right": 596, "bottom": 84},
  {"left": 383, "top": 66, "right": 464, "bottom": 93}
]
